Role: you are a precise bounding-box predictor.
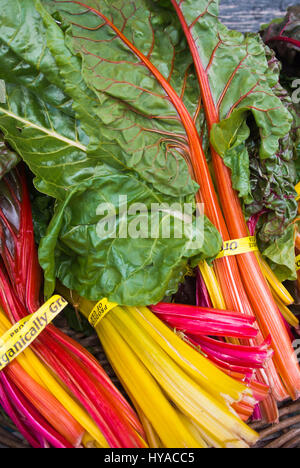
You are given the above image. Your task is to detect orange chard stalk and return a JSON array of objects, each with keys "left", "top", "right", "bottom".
[{"left": 171, "top": 0, "right": 300, "bottom": 400}]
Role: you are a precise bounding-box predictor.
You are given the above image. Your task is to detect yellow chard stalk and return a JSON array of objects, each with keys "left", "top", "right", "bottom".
[
  {"left": 199, "top": 261, "right": 226, "bottom": 309},
  {"left": 99, "top": 317, "right": 200, "bottom": 448},
  {"left": 63, "top": 289, "right": 258, "bottom": 448},
  {"left": 256, "top": 253, "right": 294, "bottom": 306}
]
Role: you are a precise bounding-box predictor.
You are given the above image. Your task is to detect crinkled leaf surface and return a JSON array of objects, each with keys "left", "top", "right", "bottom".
[
  {"left": 276, "top": 75, "right": 300, "bottom": 183},
  {"left": 0, "top": 0, "right": 94, "bottom": 199},
  {"left": 40, "top": 0, "right": 203, "bottom": 198},
  {"left": 245, "top": 65, "right": 298, "bottom": 245},
  {"left": 0, "top": 82, "right": 94, "bottom": 200},
  {"left": 0, "top": 0, "right": 222, "bottom": 304}
]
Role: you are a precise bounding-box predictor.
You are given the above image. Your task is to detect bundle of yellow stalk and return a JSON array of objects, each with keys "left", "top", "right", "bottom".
[{"left": 61, "top": 287, "right": 259, "bottom": 449}]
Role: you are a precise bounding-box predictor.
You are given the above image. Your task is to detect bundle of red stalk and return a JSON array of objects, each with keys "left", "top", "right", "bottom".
[
  {"left": 150, "top": 301, "right": 272, "bottom": 421},
  {"left": 151, "top": 243, "right": 299, "bottom": 423},
  {"left": 0, "top": 168, "right": 147, "bottom": 448}
]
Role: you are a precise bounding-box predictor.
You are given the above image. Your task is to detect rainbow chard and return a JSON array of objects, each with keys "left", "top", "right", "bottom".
[
  {"left": 0, "top": 0, "right": 221, "bottom": 306},
  {"left": 0, "top": 167, "right": 42, "bottom": 313},
  {"left": 189, "top": 336, "right": 272, "bottom": 375},
  {"left": 169, "top": 0, "right": 300, "bottom": 400},
  {"left": 0, "top": 0, "right": 298, "bottom": 401}
]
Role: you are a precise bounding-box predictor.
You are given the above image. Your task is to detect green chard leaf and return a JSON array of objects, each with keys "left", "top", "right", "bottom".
[
  {"left": 39, "top": 173, "right": 221, "bottom": 304},
  {"left": 0, "top": 0, "right": 93, "bottom": 199},
  {"left": 0, "top": 82, "right": 94, "bottom": 200},
  {"left": 0, "top": 0, "right": 222, "bottom": 305},
  {"left": 39, "top": 0, "right": 202, "bottom": 198}
]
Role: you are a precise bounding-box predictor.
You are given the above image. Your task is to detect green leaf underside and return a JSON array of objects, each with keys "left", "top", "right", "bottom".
[
  {"left": 0, "top": 0, "right": 222, "bottom": 304},
  {"left": 39, "top": 174, "right": 221, "bottom": 304}
]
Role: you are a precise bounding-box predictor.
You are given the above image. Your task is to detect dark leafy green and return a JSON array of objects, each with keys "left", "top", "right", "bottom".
[
  {"left": 260, "top": 5, "right": 300, "bottom": 78},
  {"left": 31, "top": 193, "right": 55, "bottom": 244},
  {"left": 261, "top": 5, "right": 300, "bottom": 183},
  {"left": 255, "top": 15, "right": 300, "bottom": 280},
  {"left": 244, "top": 47, "right": 299, "bottom": 282}
]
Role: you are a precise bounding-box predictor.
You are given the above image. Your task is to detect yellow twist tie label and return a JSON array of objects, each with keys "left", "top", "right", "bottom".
[
  {"left": 216, "top": 236, "right": 258, "bottom": 259},
  {"left": 0, "top": 295, "right": 68, "bottom": 371},
  {"left": 295, "top": 255, "right": 300, "bottom": 271},
  {"left": 88, "top": 298, "right": 118, "bottom": 328}
]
